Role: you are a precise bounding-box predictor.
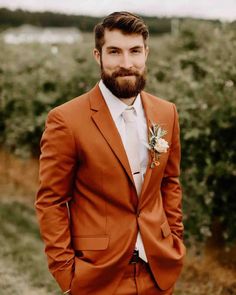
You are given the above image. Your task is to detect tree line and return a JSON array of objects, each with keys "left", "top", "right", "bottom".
[{"left": 0, "top": 7, "right": 173, "bottom": 34}]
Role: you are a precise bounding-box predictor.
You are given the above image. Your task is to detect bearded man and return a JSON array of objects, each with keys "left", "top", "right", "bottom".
[{"left": 35, "top": 11, "right": 186, "bottom": 295}]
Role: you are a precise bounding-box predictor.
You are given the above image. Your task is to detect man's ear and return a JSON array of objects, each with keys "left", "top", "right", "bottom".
[
  {"left": 145, "top": 46, "right": 149, "bottom": 60},
  {"left": 93, "top": 48, "right": 101, "bottom": 66}
]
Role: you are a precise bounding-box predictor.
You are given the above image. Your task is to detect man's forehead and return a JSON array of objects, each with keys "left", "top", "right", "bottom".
[{"left": 103, "top": 29, "right": 145, "bottom": 48}]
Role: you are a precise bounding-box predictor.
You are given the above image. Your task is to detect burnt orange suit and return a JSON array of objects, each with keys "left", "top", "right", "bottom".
[{"left": 35, "top": 84, "right": 186, "bottom": 295}]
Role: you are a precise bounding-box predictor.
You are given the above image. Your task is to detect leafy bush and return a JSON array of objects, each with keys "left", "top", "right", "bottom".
[
  {"left": 147, "top": 20, "right": 236, "bottom": 244},
  {"left": 0, "top": 38, "right": 99, "bottom": 156},
  {"left": 0, "top": 19, "right": 235, "bottom": 245}
]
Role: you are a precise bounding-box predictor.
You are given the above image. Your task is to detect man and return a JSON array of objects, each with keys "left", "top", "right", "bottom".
[{"left": 35, "top": 11, "right": 186, "bottom": 295}]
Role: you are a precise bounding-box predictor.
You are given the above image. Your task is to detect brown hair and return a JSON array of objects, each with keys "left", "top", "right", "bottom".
[{"left": 94, "top": 11, "right": 149, "bottom": 52}]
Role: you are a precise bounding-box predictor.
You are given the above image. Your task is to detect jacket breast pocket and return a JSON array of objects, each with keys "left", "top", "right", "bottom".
[{"left": 72, "top": 235, "right": 109, "bottom": 251}]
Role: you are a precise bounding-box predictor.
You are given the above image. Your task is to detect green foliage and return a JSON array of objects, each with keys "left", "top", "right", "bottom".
[
  {"left": 147, "top": 20, "right": 236, "bottom": 244},
  {"left": 0, "top": 38, "right": 99, "bottom": 156},
  {"left": 0, "top": 19, "right": 235, "bottom": 244}
]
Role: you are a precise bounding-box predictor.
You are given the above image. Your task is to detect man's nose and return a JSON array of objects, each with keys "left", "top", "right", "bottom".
[{"left": 120, "top": 53, "right": 133, "bottom": 69}]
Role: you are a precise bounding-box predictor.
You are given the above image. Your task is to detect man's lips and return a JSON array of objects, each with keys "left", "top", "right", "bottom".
[
  {"left": 113, "top": 71, "right": 139, "bottom": 78},
  {"left": 117, "top": 75, "right": 134, "bottom": 77},
  {"left": 116, "top": 74, "right": 136, "bottom": 78}
]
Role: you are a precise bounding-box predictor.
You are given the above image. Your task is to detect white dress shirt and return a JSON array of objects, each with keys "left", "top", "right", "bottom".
[{"left": 99, "top": 80, "right": 149, "bottom": 262}]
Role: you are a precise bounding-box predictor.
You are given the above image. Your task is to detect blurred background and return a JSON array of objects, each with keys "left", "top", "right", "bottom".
[{"left": 0, "top": 1, "right": 236, "bottom": 294}]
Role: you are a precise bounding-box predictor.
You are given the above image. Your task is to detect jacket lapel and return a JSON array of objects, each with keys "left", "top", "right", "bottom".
[
  {"left": 139, "top": 91, "right": 168, "bottom": 200},
  {"left": 88, "top": 85, "right": 167, "bottom": 206},
  {"left": 88, "top": 85, "right": 135, "bottom": 187},
  {"left": 139, "top": 91, "right": 155, "bottom": 198}
]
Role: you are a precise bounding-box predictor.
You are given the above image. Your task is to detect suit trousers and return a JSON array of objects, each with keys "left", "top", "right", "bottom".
[{"left": 114, "top": 259, "right": 174, "bottom": 295}]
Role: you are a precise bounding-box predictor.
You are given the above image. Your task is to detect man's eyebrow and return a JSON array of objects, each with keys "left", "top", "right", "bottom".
[
  {"left": 130, "top": 46, "right": 143, "bottom": 50},
  {"left": 106, "top": 46, "right": 120, "bottom": 50},
  {"left": 106, "top": 45, "right": 144, "bottom": 50}
]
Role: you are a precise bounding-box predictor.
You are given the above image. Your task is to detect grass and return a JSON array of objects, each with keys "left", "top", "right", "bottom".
[
  {"left": 0, "top": 197, "right": 235, "bottom": 295},
  {"left": 0, "top": 198, "right": 61, "bottom": 295}
]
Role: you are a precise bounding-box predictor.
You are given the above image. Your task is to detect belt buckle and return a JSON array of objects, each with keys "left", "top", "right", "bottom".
[{"left": 130, "top": 250, "right": 139, "bottom": 264}]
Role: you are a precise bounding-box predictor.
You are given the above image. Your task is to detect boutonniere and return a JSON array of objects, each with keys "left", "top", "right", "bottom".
[{"left": 146, "top": 123, "right": 169, "bottom": 168}]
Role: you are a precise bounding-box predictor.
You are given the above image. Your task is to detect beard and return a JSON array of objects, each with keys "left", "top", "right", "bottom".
[{"left": 101, "top": 64, "right": 146, "bottom": 99}]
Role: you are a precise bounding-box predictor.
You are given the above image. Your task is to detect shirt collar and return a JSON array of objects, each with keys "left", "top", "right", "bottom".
[{"left": 99, "top": 80, "right": 142, "bottom": 121}]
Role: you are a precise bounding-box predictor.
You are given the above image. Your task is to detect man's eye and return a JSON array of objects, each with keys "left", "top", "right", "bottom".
[
  {"left": 109, "top": 50, "right": 119, "bottom": 54},
  {"left": 132, "top": 49, "right": 141, "bottom": 54}
]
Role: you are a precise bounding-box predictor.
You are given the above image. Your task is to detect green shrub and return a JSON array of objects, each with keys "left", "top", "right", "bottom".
[{"left": 147, "top": 20, "right": 236, "bottom": 245}]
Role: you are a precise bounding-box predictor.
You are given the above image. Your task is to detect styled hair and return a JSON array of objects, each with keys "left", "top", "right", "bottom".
[{"left": 94, "top": 11, "right": 149, "bottom": 52}]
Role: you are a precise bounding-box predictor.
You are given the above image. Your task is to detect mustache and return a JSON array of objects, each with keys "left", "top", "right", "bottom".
[{"left": 112, "top": 68, "right": 140, "bottom": 78}]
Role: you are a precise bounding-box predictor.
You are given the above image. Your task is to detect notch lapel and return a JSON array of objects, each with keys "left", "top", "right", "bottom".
[
  {"left": 139, "top": 91, "right": 169, "bottom": 200},
  {"left": 88, "top": 85, "right": 135, "bottom": 187},
  {"left": 139, "top": 91, "right": 155, "bottom": 198}
]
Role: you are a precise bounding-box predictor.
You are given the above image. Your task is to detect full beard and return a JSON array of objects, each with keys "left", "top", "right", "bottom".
[{"left": 101, "top": 66, "right": 146, "bottom": 99}]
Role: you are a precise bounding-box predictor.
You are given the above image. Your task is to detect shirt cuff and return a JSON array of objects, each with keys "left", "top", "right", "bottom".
[{"left": 63, "top": 290, "right": 71, "bottom": 294}]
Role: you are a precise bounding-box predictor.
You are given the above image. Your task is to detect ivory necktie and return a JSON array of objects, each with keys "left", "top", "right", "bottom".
[
  {"left": 122, "top": 107, "right": 142, "bottom": 195},
  {"left": 122, "top": 107, "right": 147, "bottom": 262}
]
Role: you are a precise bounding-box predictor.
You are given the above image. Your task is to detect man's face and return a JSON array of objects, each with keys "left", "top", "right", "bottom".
[{"left": 94, "top": 29, "right": 149, "bottom": 99}]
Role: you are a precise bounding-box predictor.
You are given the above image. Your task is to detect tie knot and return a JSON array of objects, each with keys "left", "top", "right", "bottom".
[{"left": 122, "top": 107, "right": 136, "bottom": 123}]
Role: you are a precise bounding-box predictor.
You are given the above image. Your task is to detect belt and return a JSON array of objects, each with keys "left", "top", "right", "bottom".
[{"left": 129, "top": 250, "right": 140, "bottom": 264}]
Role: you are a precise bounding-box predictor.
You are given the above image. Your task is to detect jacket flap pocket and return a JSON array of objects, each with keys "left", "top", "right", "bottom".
[
  {"left": 160, "top": 220, "right": 171, "bottom": 238},
  {"left": 72, "top": 235, "right": 109, "bottom": 250}
]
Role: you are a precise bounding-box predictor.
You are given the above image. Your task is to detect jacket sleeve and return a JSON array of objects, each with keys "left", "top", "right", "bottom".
[
  {"left": 161, "top": 103, "right": 184, "bottom": 240},
  {"left": 35, "top": 108, "right": 76, "bottom": 292}
]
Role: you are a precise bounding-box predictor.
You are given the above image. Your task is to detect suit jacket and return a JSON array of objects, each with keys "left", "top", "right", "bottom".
[{"left": 35, "top": 84, "right": 186, "bottom": 295}]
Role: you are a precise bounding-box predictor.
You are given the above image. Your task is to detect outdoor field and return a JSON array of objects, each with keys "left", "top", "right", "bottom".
[{"left": 0, "top": 18, "right": 236, "bottom": 294}]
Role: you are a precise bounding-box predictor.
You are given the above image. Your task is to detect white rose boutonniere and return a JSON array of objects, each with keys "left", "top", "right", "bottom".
[
  {"left": 146, "top": 123, "right": 169, "bottom": 168},
  {"left": 154, "top": 138, "right": 169, "bottom": 153}
]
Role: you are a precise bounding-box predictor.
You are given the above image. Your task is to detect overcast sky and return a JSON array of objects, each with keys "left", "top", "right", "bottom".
[{"left": 0, "top": 0, "right": 236, "bottom": 21}]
